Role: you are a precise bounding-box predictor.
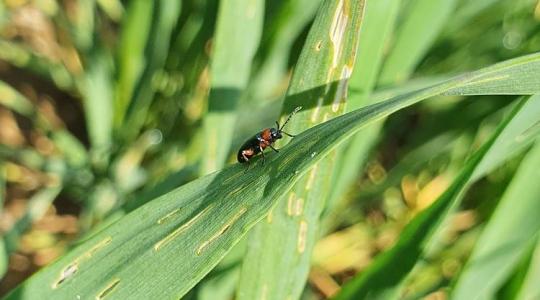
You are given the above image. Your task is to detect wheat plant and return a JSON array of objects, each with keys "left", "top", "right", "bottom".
[{"left": 1, "top": 0, "right": 540, "bottom": 299}]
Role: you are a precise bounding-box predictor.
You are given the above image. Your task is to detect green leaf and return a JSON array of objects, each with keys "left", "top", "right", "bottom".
[
  {"left": 0, "top": 40, "right": 76, "bottom": 91},
  {"left": 451, "top": 140, "right": 540, "bottom": 299},
  {"left": 516, "top": 238, "right": 540, "bottom": 300},
  {"left": 72, "top": 0, "right": 96, "bottom": 51},
  {"left": 325, "top": 0, "right": 401, "bottom": 221},
  {"left": 247, "top": 0, "right": 322, "bottom": 102},
  {"left": 200, "top": 0, "right": 264, "bottom": 174},
  {"left": 3, "top": 186, "right": 62, "bottom": 255},
  {"left": 81, "top": 51, "right": 114, "bottom": 167},
  {"left": 0, "top": 80, "right": 34, "bottom": 115},
  {"left": 471, "top": 94, "right": 540, "bottom": 180},
  {"left": 496, "top": 241, "right": 536, "bottom": 300},
  {"left": 378, "top": 0, "right": 458, "bottom": 85},
  {"left": 0, "top": 145, "right": 46, "bottom": 171},
  {"left": 355, "top": 132, "right": 458, "bottom": 201},
  {"left": 0, "top": 163, "right": 6, "bottom": 278},
  {"left": 237, "top": 0, "right": 366, "bottom": 299},
  {"left": 327, "top": 0, "right": 458, "bottom": 224},
  {"left": 96, "top": 0, "right": 123, "bottom": 21},
  {"left": 0, "top": 238, "right": 6, "bottom": 280},
  {"left": 113, "top": 0, "right": 153, "bottom": 127},
  {"left": 0, "top": 80, "right": 88, "bottom": 168},
  {"left": 4, "top": 53, "right": 540, "bottom": 300},
  {"left": 443, "top": 0, "right": 508, "bottom": 36},
  {"left": 333, "top": 95, "right": 535, "bottom": 300},
  {"left": 123, "top": 1, "right": 182, "bottom": 140}
]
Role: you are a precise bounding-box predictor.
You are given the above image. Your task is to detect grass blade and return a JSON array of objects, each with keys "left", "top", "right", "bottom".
[
  {"left": 72, "top": 0, "right": 95, "bottom": 51},
  {"left": 0, "top": 40, "right": 76, "bottom": 91},
  {"left": 378, "top": 0, "right": 458, "bottom": 85},
  {"left": 81, "top": 51, "right": 113, "bottom": 167},
  {"left": 325, "top": 0, "right": 401, "bottom": 221},
  {"left": 0, "top": 80, "right": 88, "bottom": 167},
  {"left": 471, "top": 94, "right": 540, "bottom": 180},
  {"left": 0, "top": 231, "right": 6, "bottom": 279},
  {"left": 0, "top": 80, "right": 34, "bottom": 115},
  {"left": 96, "top": 0, "right": 123, "bottom": 22},
  {"left": 333, "top": 95, "right": 534, "bottom": 300},
  {"left": 516, "top": 238, "right": 540, "bottom": 300},
  {"left": 200, "top": 0, "right": 264, "bottom": 174},
  {"left": 113, "top": 0, "right": 154, "bottom": 127},
  {"left": 495, "top": 241, "right": 536, "bottom": 300},
  {"left": 0, "top": 163, "right": 6, "bottom": 278},
  {"left": 3, "top": 53, "right": 540, "bottom": 300},
  {"left": 327, "top": 0, "right": 457, "bottom": 223},
  {"left": 451, "top": 140, "right": 540, "bottom": 299},
  {"left": 247, "top": 0, "right": 321, "bottom": 102},
  {"left": 123, "top": 1, "right": 182, "bottom": 140},
  {"left": 237, "top": 0, "right": 366, "bottom": 299},
  {"left": 3, "top": 186, "right": 62, "bottom": 255}
]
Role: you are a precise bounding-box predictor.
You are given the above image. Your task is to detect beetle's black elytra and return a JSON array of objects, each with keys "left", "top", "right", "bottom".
[{"left": 237, "top": 107, "right": 302, "bottom": 164}]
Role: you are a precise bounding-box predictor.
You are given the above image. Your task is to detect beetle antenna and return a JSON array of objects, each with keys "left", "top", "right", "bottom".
[
  {"left": 275, "top": 121, "right": 280, "bottom": 130},
  {"left": 279, "top": 106, "right": 302, "bottom": 132}
]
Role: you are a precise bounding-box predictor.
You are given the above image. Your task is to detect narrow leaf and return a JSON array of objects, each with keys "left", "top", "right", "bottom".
[
  {"left": 516, "top": 238, "right": 540, "bottom": 300},
  {"left": 379, "top": 0, "right": 458, "bottom": 85},
  {"left": 238, "top": 0, "right": 365, "bottom": 299},
  {"left": 200, "top": 0, "right": 264, "bottom": 174},
  {"left": 452, "top": 139, "right": 540, "bottom": 299},
  {"left": 333, "top": 96, "right": 533, "bottom": 300},
  {"left": 4, "top": 53, "right": 540, "bottom": 300},
  {"left": 3, "top": 186, "right": 62, "bottom": 255},
  {"left": 247, "top": 0, "right": 322, "bottom": 102},
  {"left": 123, "top": 1, "right": 182, "bottom": 140},
  {"left": 72, "top": 0, "right": 96, "bottom": 51},
  {"left": 113, "top": 0, "right": 154, "bottom": 126},
  {"left": 325, "top": 0, "right": 401, "bottom": 219},
  {"left": 0, "top": 80, "right": 88, "bottom": 167},
  {"left": 0, "top": 163, "right": 6, "bottom": 278},
  {"left": 0, "top": 40, "right": 75, "bottom": 91},
  {"left": 81, "top": 51, "right": 113, "bottom": 166}
]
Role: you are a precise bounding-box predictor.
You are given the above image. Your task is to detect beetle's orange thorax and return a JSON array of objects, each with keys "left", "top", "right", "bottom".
[
  {"left": 259, "top": 128, "right": 272, "bottom": 148},
  {"left": 261, "top": 128, "right": 272, "bottom": 140}
]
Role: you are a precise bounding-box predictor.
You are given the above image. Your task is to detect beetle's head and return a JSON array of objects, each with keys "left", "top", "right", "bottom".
[{"left": 270, "top": 128, "right": 282, "bottom": 139}]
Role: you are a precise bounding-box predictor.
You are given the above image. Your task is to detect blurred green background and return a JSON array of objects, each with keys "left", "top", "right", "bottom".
[{"left": 0, "top": 0, "right": 539, "bottom": 299}]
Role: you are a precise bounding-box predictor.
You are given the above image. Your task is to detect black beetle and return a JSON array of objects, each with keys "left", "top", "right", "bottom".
[{"left": 237, "top": 107, "right": 302, "bottom": 164}]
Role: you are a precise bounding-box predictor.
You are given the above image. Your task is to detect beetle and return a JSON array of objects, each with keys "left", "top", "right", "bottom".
[{"left": 237, "top": 106, "right": 302, "bottom": 164}]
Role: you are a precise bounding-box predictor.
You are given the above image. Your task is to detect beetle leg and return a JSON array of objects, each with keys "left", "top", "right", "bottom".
[
  {"left": 281, "top": 131, "right": 296, "bottom": 137},
  {"left": 269, "top": 144, "right": 279, "bottom": 153},
  {"left": 259, "top": 146, "right": 266, "bottom": 165}
]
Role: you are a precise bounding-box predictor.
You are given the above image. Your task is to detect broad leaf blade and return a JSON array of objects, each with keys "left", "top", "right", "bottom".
[
  {"left": 516, "top": 238, "right": 540, "bottom": 300},
  {"left": 333, "top": 96, "right": 535, "bottom": 300},
  {"left": 325, "top": 0, "right": 401, "bottom": 222},
  {"left": 113, "top": 0, "right": 154, "bottom": 127},
  {"left": 237, "top": 0, "right": 365, "bottom": 299},
  {"left": 0, "top": 163, "right": 6, "bottom": 278},
  {"left": 123, "top": 1, "right": 182, "bottom": 140},
  {"left": 452, "top": 140, "right": 540, "bottom": 299},
  {"left": 327, "top": 0, "right": 459, "bottom": 225},
  {"left": 200, "top": 0, "right": 264, "bottom": 174},
  {"left": 4, "top": 53, "right": 540, "bottom": 300},
  {"left": 247, "top": 0, "right": 322, "bottom": 102},
  {"left": 82, "top": 51, "right": 113, "bottom": 166},
  {"left": 378, "top": 0, "right": 458, "bottom": 85}
]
